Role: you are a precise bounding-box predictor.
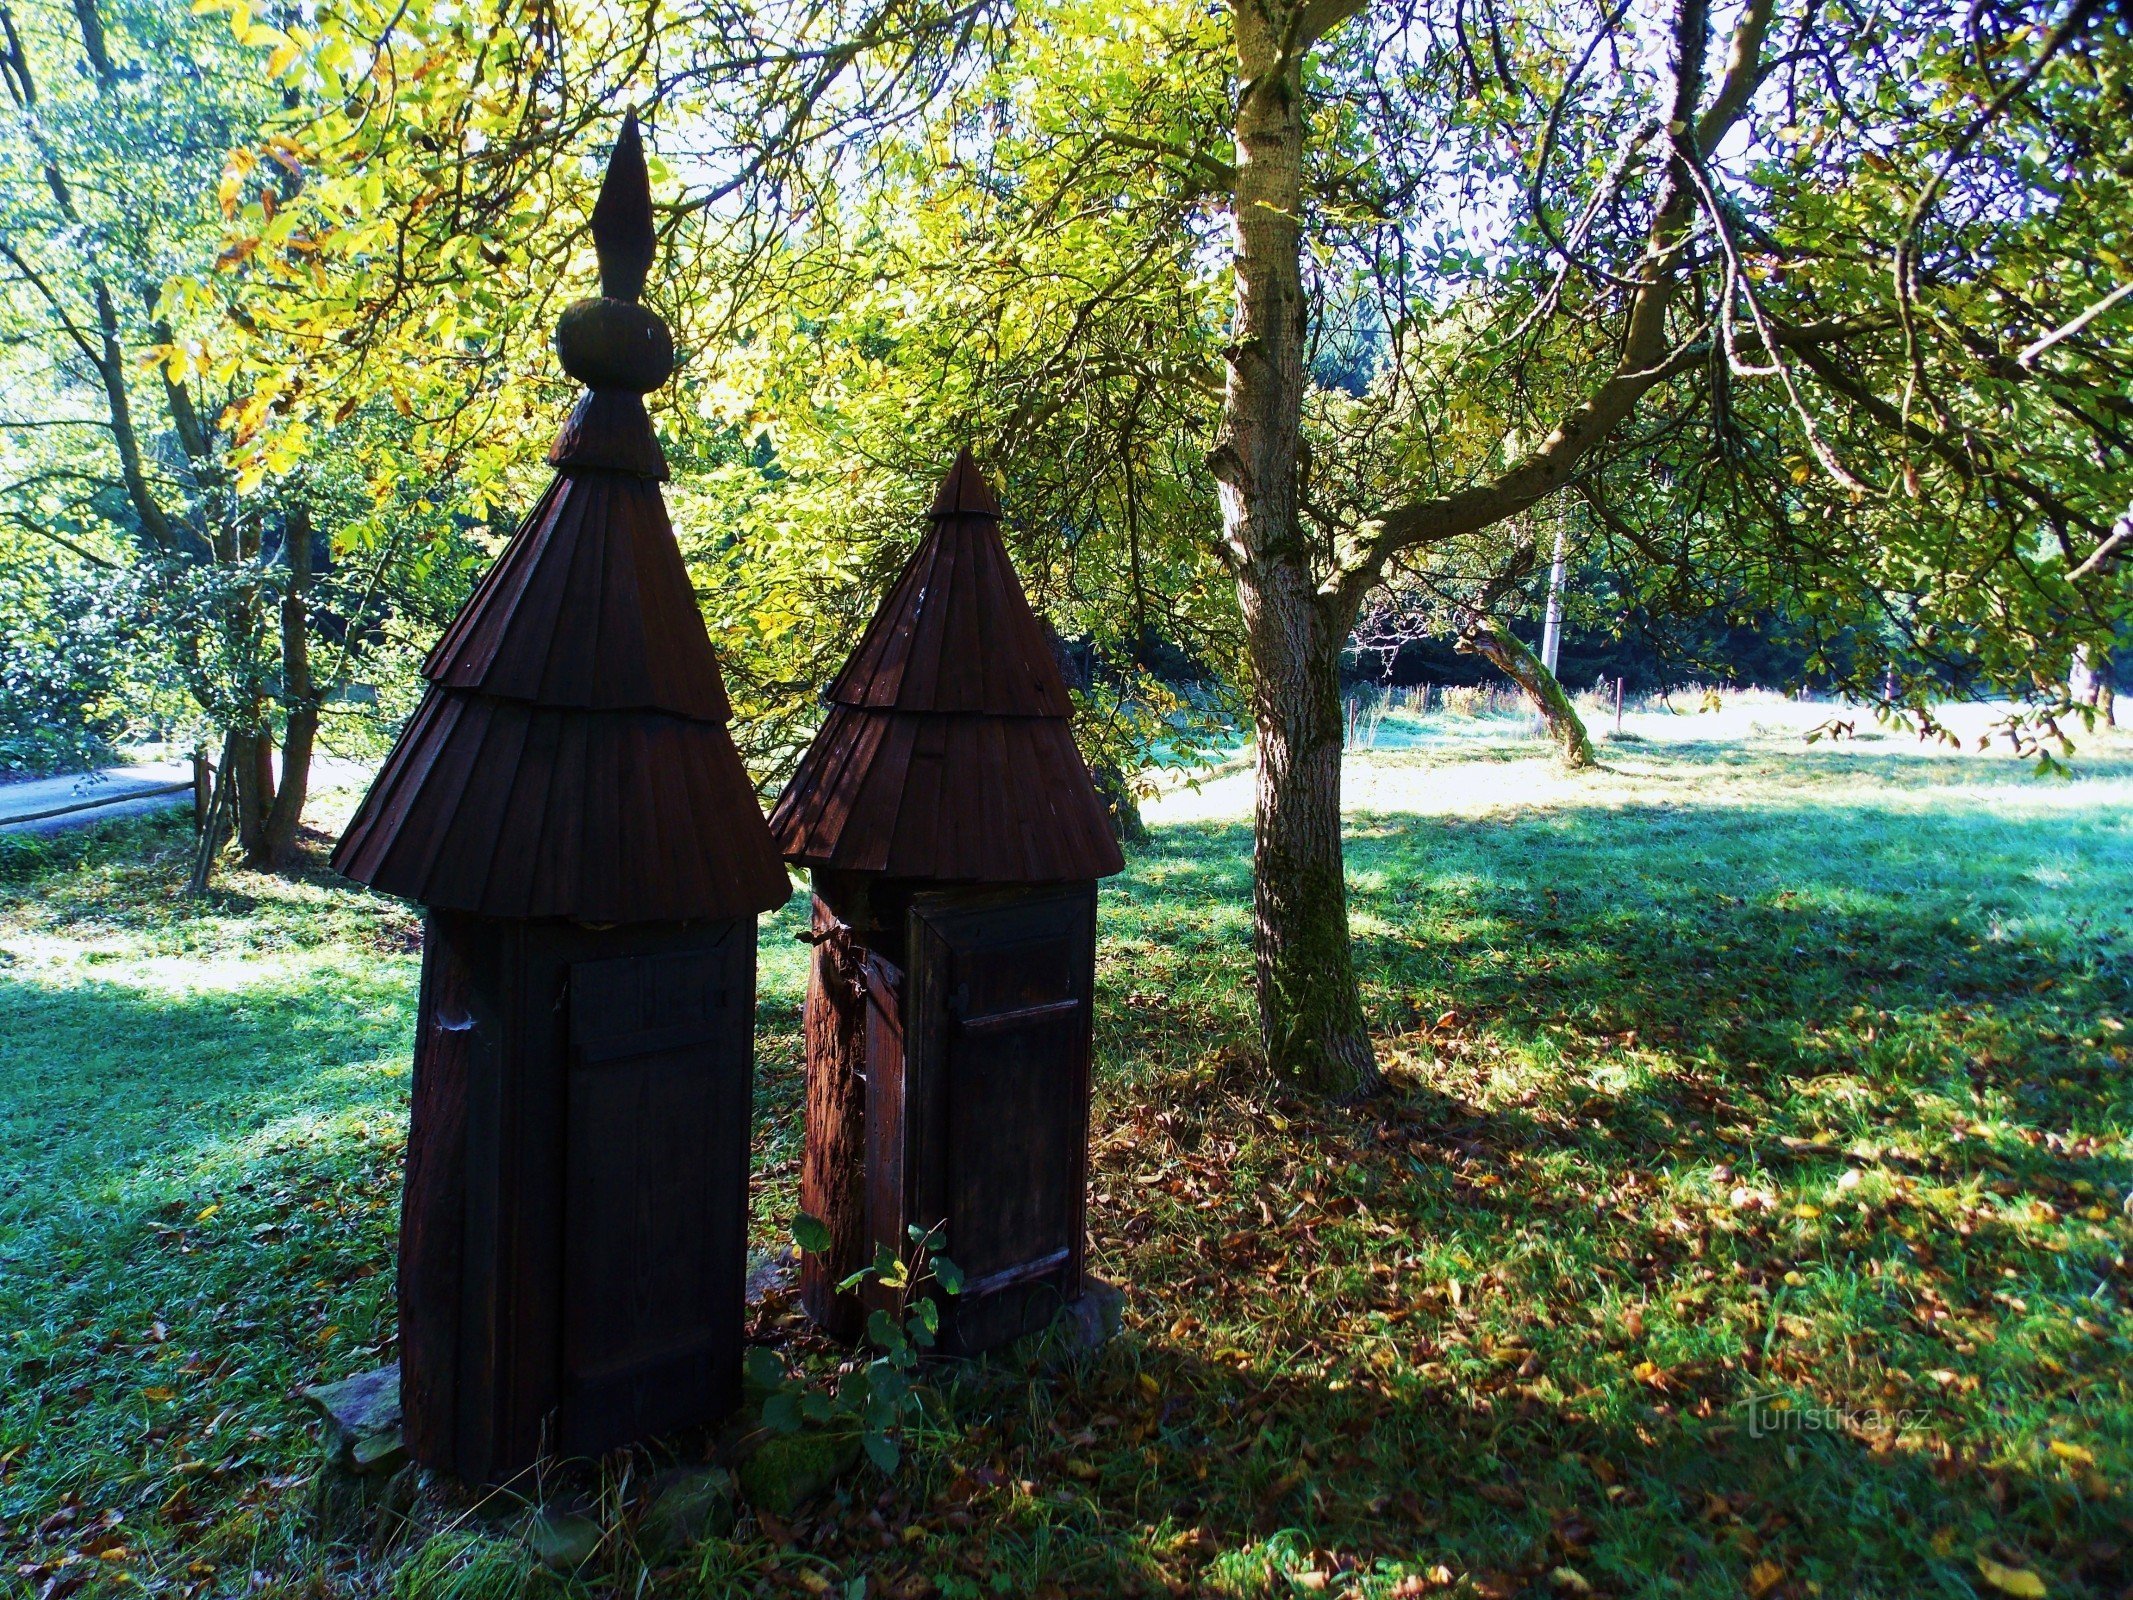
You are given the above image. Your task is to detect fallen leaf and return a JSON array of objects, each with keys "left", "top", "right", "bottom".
[
  {"left": 1292, "top": 1574, "right": 1329, "bottom": 1593},
  {"left": 1551, "top": 1568, "right": 1593, "bottom": 1595},
  {"left": 795, "top": 1570, "right": 832, "bottom": 1597},
  {"left": 2047, "top": 1441, "right": 2094, "bottom": 1467},
  {"left": 1976, "top": 1556, "right": 2047, "bottom": 1597},
  {"left": 1746, "top": 1559, "right": 1785, "bottom": 1598}
]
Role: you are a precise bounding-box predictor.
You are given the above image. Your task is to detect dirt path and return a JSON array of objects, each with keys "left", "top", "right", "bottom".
[{"left": 0, "top": 762, "right": 196, "bottom": 836}]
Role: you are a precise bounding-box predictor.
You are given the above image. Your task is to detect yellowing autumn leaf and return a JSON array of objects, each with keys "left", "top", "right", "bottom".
[
  {"left": 2048, "top": 1441, "right": 2095, "bottom": 1467},
  {"left": 1977, "top": 1557, "right": 2047, "bottom": 1598},
  {"left": 1746, "top": 1559, "right": 1785, "bottom": 1598}
]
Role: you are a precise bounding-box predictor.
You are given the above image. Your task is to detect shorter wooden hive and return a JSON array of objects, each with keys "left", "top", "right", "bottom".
[
  {"left": 770, "top": 452, "right": 1122, "bottom": 1354},
  {"left": 333, "top": 115, "right": 789, "bottom": 1483}
]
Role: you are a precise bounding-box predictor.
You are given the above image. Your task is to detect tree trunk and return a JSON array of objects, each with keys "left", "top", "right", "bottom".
[
  {"left": 799, "top": 895, "right": 869, "bottom": 1343},
  {"left": 231, "top": 730, "right": 275, "bottom": 863},
  {"left": 257, "top": 506, "right": 316, "bottom": 869},
  {"left": 1539, "top": 515, "right": 1569, "bottom": 675},
  {"left": 1245, "top": 572, "right": 1380, "bottom": 1095},
  {"left": 1209, "top": 0, "right": 1379, "bottom": 1097},
  {"left": 1094, "top": 762, "right": 1150, "bottom": 847},
  {"left": 1466, "top": 617, "right": 1597, "bottom": 770},
  {"left": 188, "top": 731, "right": 239, "bottom": 895}
]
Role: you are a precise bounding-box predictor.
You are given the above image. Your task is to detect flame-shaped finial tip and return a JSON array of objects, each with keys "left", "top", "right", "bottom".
[{"left": 590, "top": 110, "right": 655, "bottom": 304}]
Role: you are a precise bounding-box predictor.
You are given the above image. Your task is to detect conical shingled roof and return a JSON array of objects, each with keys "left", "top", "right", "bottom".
[
  {"left": 769, "top": 451, "right": 1125, "bottom": 883},
  {"left": 332, "top": 116, "right": 789, "bottom": 924}
]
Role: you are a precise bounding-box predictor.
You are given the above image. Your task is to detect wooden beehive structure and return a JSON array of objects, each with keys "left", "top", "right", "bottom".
[
  {"left": 332, "top": 115, "right": 790, "bottom": 1483},
  {"left": 769, "top": 452, "right": 1123, "bottom": 1354}
]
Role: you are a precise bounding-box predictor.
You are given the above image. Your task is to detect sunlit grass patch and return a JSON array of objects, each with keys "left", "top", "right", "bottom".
[{"left": 2, "top": 718, "right": 2131, "bottom": 1597}]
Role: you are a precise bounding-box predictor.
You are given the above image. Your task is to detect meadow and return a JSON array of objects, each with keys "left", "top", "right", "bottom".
[{"left": 2, "top": 697, "right": 2129, "bottom": 1599}]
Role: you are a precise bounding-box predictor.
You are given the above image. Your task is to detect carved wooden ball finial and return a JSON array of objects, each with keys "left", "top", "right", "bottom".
[{"left": 557, "top": 111, "right": 675, "bottom": 394}]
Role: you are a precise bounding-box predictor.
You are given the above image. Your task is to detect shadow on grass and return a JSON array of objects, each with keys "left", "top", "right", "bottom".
[
  {"left": 1048, "top": 782, "right": 2133, "bottom": 1595},
  {"left": 3, "top": 768, "right": 2129, "bottom": 1597}
]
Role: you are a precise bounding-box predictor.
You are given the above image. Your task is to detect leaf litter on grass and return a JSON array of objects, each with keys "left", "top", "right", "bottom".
[{"left": 2, "top": 715, "right": 2131, "bottom": 1597}]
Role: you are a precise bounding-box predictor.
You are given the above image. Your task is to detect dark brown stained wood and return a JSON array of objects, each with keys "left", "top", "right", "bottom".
[
  {"left": 550, "top": 391, "right": 669, "bottom": 478},
  {"left": 333, "top": 113, "right": 782, "bottom": 927},
  {"left": 860, "top": 947, "right": 907, "bottom": 1318},
  {"left": 399, "top": 918, "right": 475, "bottom": 1469},
  {"left": 798, "top": 897, "right": 869, "bottom": 1342},
  {"left": 405, "top": 911, "right": 758, "bottom": 1482},
  {"left": 865, "top": 885, "right": 1094, "bottom": 1353},
  {"left": 424, "top": 472, "right": 722, "bottom": 717},
  {"left": 768, "top": 450, "right": 1122, "bottom": 885},
  {"left": 772, "top": 707, "right": 1121, "bottom": 881},
  {"left": 560, "top": 928, "right": 754, "bottom": 1452},
  {"left": 588, "top": 111, "right": 655, "bottom": 304},
  {"left": 334, "top": 695, "right": 789, "bottom": 922},
  {"left": 822, "top": 454, "right": 1073, "bottom": 718},
  {"left": 344, "top": 117, "right": 773, "bottom": 1487}
]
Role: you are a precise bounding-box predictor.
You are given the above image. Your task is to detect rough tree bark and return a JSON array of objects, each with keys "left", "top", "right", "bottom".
[
  {"left": 799, "top": 896, "right": 869, "bottom": 1342},
  {"left": 1209, "top": 0, "right": 1380, "bottom": 1098},
  {"left": 231, "top": 730, "right": 274, "bottom": 863},
  {"left": 256, "top": 506, "right": 317, "bottom": 869},
  {"left": 1463, "top": 617, "right": 1597, "bottom": 769},
  {"left": 1199, "top": 0, "right": 1759, "bottom": 1098}
]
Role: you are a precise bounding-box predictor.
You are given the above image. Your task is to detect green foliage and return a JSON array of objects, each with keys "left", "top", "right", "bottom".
[
  {"left": 0, "top": 568, "right": 170, "bottom": 773},
  {"left": 749, "top": 1219, "right": 963, "bottom": 1479},
  {"left": 391, "top": 1532, "right": 553, "bottom": 1600}
]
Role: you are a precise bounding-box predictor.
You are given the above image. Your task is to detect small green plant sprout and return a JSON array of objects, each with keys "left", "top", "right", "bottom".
[{"left": 749, "top": 1216, "right": 962, "bottom": 1475}]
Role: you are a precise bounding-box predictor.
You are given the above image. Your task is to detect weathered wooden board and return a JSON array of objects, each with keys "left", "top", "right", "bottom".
[
  {"left": 861, "top": 884, "right": 1097, "bottom": 1355},
  {"left": 768, "top": 450, "right": 1122, "bottom": 886},
  {"left": 401, "top": 913, "right": 756, "bottom": 1483}
]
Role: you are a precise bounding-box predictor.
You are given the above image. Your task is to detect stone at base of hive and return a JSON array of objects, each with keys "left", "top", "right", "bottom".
[
  {"left": 745, "top": 1247, "right": 798, "bottom": 1305},
  {"left": 1055, "top": 1277, "right": 1125, "bottom": 1351},
  {"left": 302, "top": 1366, "right": 406, "bottom": 1476}
]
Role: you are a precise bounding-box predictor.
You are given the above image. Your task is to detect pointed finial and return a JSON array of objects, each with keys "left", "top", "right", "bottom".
[
  {"left": 590, "top": 110, "right": 655, "bottom": 305},
  {"left": 928, "top": 447, "right": 1001, "bottom": 519},
  {"left": 556, "top": 111, "right": 674, "bottom": 403}
]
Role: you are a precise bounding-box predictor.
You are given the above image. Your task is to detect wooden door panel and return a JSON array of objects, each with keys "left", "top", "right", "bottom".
[
  {"left": 861, "top": 952, "right": 906, "bottom": 1312},
  {"left": 902, "top": 885, "right": 1096, "bottom": 1339},
  {"left": 559, "top": 931, "right": 749, "bottom": 1452},
  {"left": 946, "top": 1004, "right": 1081, "bottom": 1285}
]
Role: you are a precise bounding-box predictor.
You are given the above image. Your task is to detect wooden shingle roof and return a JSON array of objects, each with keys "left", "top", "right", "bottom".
[
  {"left": 769, "top": 451, "right": 1125, "bottom": 883},
  {"left": 332, "top": 115, "right": 789, "bottom": 923}
]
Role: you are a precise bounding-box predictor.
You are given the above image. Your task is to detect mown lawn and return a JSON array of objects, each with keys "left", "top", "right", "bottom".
[{"left": 3, "top": 708, "right": 2130, "bottom": 1599}]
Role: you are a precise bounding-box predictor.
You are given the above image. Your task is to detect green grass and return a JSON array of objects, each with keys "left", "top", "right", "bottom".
[{"left": 2, "top": 717, "right": 2130, "bottom": 1599}]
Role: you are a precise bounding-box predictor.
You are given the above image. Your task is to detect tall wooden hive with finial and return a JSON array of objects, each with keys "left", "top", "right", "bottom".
[
  {"left": 333, "top": 114, "right": 790, "bottom": 1483},
  {"left": 770, "top": 451, "right": 1123, "bottom": 1354}
]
